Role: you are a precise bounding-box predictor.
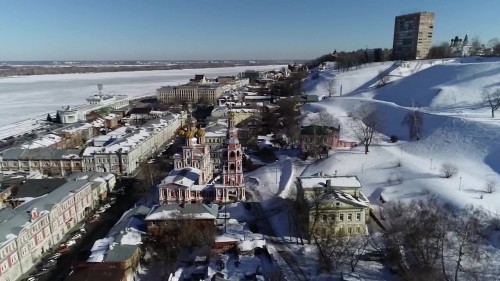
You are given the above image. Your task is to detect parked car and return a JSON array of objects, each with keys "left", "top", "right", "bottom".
[
  {"left": 57, "top": 245, "right": 71, "bottom": 253},
  {"left": 42, "top": 259, "right": 57, "bottom": 269},
  {"left": 44, "top": 252, "right": 61, "bottom": 261},
  {"left": 65, "top": 239, "right": 77, "bottom": 247},
  {"left": 25, "top": 276, "right": 37, "bottom": 281},
  {"left": 71, "top": 233, "right": 82, "bottom": 240},
  {"left": 34, "top": 269, "right": 50, "bottom": 278},
  {"left": 96, "top": 207, "right": 106, "bottom": 214},
  {"left": 102, "top": 203, "right": 111, "bottom": 209},
  {"left": 88, "top": 215, "right": 100, "bottom": 223},
  {"left": 79, "top": 227, "right": 87, "bottom": 234}
]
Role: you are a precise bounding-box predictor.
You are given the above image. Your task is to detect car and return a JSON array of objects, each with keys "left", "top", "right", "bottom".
[
  {"left": 147, "top": 159, "right": 156, "bottom": 164},
  {"left": 65, "top": 239, "right": 76, "bottom": 246},
  {"left": 88, "top": 215, "right": 100, "bottom": 223},
  {"left": 34, "top": 269, "right": 50, "bottom": 277},
  {"left": 42, "top": 259, "right": 57, "bottom": 269},
  {"left": 102, "top": 203, "right": 111, "bottom": 209},
  {"left": 25, "top": 276, "right": 37, "bottom": 281},
  {"left": 44, "top": 252, "right": 61, "bottom": 261},
  {"left": 71, "top": 233, "right": 82, "bottom": 240},
  {"left": 57, "top": 245, "right": 70, "bottom": 253},
  {"left": 78, "top": 227, "right": 86, "bottom": 234},
  {"left": 96, "top": 208, "right": 106, "bottom": 214}
]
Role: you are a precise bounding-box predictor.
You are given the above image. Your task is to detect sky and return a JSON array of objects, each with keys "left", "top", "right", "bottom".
[{"left": 0, "top": 0, "right": 499, "bottom": 61}]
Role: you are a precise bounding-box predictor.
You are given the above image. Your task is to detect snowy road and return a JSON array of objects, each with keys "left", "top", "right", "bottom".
[{"left": 249, "top": 202, "right": 309, "bottom": 281}]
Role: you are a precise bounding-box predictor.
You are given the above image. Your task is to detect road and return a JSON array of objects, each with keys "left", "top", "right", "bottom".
[
  {"left": 249, "top": 201, "right": 310, "bottom": 281},
  {"left": 24, "top": 178, "right": 142, "bottom": 281}
]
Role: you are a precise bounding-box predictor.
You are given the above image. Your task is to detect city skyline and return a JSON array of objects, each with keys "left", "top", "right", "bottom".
[{"left": 1, "top": 0, "right": 499, "bottom": 61}]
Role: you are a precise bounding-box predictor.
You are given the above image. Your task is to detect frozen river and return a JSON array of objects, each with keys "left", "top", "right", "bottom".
[{"left": 0, "top": 64, "right": 283, "bottom": 127}]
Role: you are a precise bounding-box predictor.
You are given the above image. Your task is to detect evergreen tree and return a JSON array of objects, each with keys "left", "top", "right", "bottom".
[
  {"left": 55, "top": 112, "right": 61, "bottom": 123},
  {"left": 46, "top": 113, "right": 53, "bottom": 122}
]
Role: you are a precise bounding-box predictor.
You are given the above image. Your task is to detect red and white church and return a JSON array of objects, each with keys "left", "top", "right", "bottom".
[{"left": 158, "top": 109, "right": 246, "bottom": 204}]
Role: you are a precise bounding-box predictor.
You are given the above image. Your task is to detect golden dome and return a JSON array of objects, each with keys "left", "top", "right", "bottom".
[
  {"left": 185, "top": 129, "right": 196, "bottom": 139},
  {"left": 195, "top": 128, "right": 206, "bottom": 137}
]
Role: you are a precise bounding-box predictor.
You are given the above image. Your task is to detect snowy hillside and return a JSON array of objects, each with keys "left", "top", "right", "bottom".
[{"left": 301, "top": 57, "right": 500, "bottom": 213}]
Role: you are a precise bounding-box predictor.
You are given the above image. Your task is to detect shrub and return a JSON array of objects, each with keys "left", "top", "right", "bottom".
[
  {"left": 440, "top": 162, "right": 458, "bottom": 178},
  {"left": 390, "top": 135, "right": 398, "bottom": 143}
]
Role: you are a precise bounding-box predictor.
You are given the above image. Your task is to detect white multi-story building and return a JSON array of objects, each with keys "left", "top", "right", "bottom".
[
  {"left": 82, "top": 113, "right": 183, "bottom": 176},
  {"left": 0, "top": 180, "right": 93, "bottom": 281},
  {"left": 156, "top": 83, "right": 224, "bottom": 104}
]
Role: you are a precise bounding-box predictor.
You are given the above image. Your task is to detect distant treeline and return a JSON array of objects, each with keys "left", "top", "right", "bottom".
[{"left": 0, "top": 62, "right": 278, "bottom": 77}]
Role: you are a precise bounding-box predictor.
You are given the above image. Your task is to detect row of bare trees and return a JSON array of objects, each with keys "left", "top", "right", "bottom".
[{"left": 381, "top": 198, "right": 496, "bottom": 281}]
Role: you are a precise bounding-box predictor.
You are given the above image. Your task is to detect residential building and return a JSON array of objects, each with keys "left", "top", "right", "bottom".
[
  {"left": 298, "top": 172, "right": 370, "bottom": 236},
  {"left": 300, "top": 125, "right": 340, "bottom": 156},
  {"left": 392, "top": 12, "right": 435, "bottom": 60},
  {"left": 0, "top": 148, "right": 84, "bottom": 176},
  {"left": 66, "top": 172, "right": 117, "bottom": 204},
  {"left": 82, "top": 113, "right": 182, "bottom": 176},
  {"left": 0, "top": 180, "right": 93, "bottom": 281},
  {"left": 145, "top": 204, "right": 218, "bottom": 237},
  {"left": 203, "top": 120, "right": 230, "bottom": 171},
  {"left": 238, "top": 70, "right": 264, "bottom": 81},
  {"left": 80, "top": 205, "right": 149, "bottom": 281}
]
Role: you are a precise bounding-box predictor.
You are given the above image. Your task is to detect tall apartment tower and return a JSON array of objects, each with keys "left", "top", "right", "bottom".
[{"left": 392, "top": 12, "right": 435, "bottom": 60}]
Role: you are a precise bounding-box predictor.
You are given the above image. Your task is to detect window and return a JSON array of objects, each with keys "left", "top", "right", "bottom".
[
  {"left": 330, "top": 214, "right": 336, "bottom": 221},
  {"left": 356, "top": 226, "right": 361, "bottom": 234},
  {"left": 348, "top": 214, "right": 352, "bottom": 221},
  {"left": 322, "top": 215, "right": 327, "bottom": 222},
  {"left": 1, "top": 260, "right": 9, "bottom": 272},
  {"left": 339, "top": 214, "right": 344, "bottom": 221},
  {"left": 10, "top": 253, "right": 18, "bottom": 264},
  {"left": 335, "top": 202, "right": 340, "bottom": 207},
  {"left": 356, "top": 213, "right": 361, "bottom": 221}
]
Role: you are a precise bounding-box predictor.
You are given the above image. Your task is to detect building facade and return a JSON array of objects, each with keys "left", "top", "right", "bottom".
[
  {"left": 156, "top": 84, "right": 224, "bottom": 104},
  {"left": 0, "top": 181, "right": 93, "bottom": 281},
  {"left": 298, "top": 173, "right": 370, "bottom": 236},
  {"left": 173, "top": 127, "right": 213, "bottom": 185},
  {"left": 0, "top": 148, "right": 84, "bottom": 177},
  {"left": 82, "top": 113, "right": 182, "bottom": 176},
  {"left": 392, "top": 12, "right": 435, "bottom": 60},
  {"left": 300, "top": 125, "right": 340, "bottom": 156}
]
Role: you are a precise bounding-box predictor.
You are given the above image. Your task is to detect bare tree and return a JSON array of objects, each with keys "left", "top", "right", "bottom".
[
  {"left": 305, "top": 186, "right": 332, "bottom": 242},
  {"left": 483, "top": 89, "right": 500, "bottom": 118},
  {"left": 350, "top": 105, "right": 381, "bottom": 154},
  {"left": 440, "top": 162, "right": 458, "bottom": 178},
  {"left": 402, "top": 103, "right": 424, "bottom": 140},
  {"left": 484, "top": 179, "right": 496, "bottom": 193},
  {"left": 325, "top": 78, "right": 337, "bottom": 97},
  {"left": 446, "top": 207, "right": 485, "bottom": 281}
]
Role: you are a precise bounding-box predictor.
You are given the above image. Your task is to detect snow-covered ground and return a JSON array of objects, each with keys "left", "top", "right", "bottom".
[
  {"left": 302, "top": 57, "right": 500, "bottom": 214},
  {"left": 240, "top": 57, "right": 500, "bottom": 280},
  {"left": 0, "top": 64, "right": 284, "bottom": 127}
]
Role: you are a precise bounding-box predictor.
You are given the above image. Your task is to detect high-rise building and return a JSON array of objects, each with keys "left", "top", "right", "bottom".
[{"left": 392, "top": 12, "right": 435, "bottom": 60}]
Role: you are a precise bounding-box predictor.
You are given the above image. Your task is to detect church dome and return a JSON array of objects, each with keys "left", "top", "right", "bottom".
[{"left": 195, "top": 128, "right": 206, "bottom": 137}]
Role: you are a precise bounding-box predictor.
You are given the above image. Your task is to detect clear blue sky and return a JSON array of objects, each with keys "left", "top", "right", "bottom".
[{"left": 1, "top": 0, "right": 498, "bottom": 61}]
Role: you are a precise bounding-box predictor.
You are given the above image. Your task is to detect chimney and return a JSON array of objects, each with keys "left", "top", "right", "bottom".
[{"left": 334, "top": 170, "right": 337, "bottom": 177}]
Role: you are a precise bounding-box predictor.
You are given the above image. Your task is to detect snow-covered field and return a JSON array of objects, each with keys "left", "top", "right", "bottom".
[
  {"left": 240, "top": 57, "right": 500, "bottom": 280},
  {"left": 301, "top": 57, "right": 500, "bottom": 214},
  {"left": 0, "top": 64, "right": 284, "bottom": 127}
]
